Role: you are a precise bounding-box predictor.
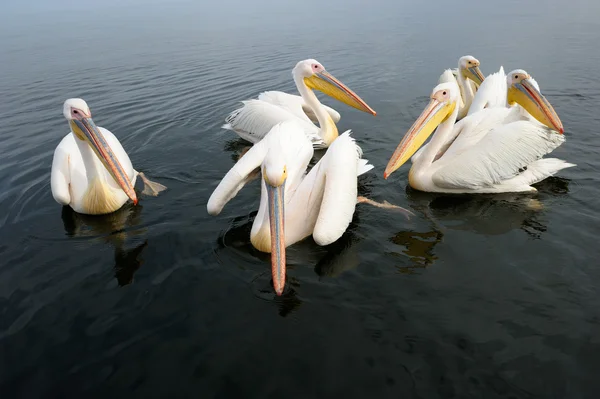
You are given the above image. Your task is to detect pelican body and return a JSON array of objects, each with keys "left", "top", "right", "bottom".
[
  {"left": 208, "top": 121, "right": 373, "bottom": 295},
  {"left": 384, "top": 77, "right": 573, "bottom": 194},
  {"left": 222, "top": 59, "right": 376, "bottom": 148},
  {"left": 51, "top": 99, "right": 165, "bottom": 215}
]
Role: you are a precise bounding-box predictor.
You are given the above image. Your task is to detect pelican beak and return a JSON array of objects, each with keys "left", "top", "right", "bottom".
[
  {"left": 304, "top": 70, "right": 377, "bottom": 115},
  {"left": 69, "top": 117, "right": 138, "bottom": 204},
  {"left": 384, "top": 98, "right": 456, "bottom": 179},
  {"left": 266, "top": 179, "right": 286, "bottom": 296},
  {"left": 464, "top": 65, "right": 485, "bottom": 86},
  {"left": 507, "top": 79, "right": 564, "bottom": 133}
]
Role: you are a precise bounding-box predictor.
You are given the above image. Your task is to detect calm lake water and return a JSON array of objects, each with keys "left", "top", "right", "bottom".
[{"left": 1, "top": 0, "right": 600, "bottom": 397}]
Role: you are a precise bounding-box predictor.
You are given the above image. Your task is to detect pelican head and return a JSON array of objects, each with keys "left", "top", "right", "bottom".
[
  {"left": 458, "top": 55, "right": 485, "bottom": 86},
  {"left": 384, "top": 82, "right": 459, "bottom": 179},
  {"left": 63, "top": 98, "right": 137, "bottom": 204},
  {"left": 506, "top": 70, "right": 564, "bottom": 133},
  {"left": 262, "top": 149, "right": 288, "bottom": 296},
  {"left": 293, "top": 59, "right": 376, "bottom": 115}
]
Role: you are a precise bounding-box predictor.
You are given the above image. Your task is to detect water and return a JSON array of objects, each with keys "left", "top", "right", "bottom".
[{"left": 1, "top": 0, "right": 600, "bottom": 397}]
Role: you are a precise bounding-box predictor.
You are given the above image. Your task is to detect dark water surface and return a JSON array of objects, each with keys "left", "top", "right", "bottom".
[{"left": 2, "top": 0, "right": 600, "bottom": 397}]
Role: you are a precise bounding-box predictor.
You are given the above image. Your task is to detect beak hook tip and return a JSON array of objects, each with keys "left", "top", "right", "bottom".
[{"left": 274, "top": 284, "right": 284, "bottom": 296}]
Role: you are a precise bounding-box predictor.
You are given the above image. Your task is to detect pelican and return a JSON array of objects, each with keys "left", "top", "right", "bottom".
[
  {"left": 222, "top": 59, "right": 377, "bottom": 149},
  {"left": 208, "top": 121, "right": 408, "bottom": 295},
  {"left": 384, "top": 80, "right": 574, "bottom": 194},
  {"left": 437, "top": 55, "right": 485, "bottom": 120},
  {"left": 51, "top": 98, "right": 166, "bottom": 215}
]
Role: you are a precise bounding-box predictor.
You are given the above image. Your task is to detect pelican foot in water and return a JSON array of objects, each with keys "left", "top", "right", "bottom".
[
  {"left": 524, "top": 198, "right": 544, "bottom": 211},
  {"left": 357, "top": 196, "right": 414, "bottom": 219},
  {"left": 138, "top": 172, "right": 167, "bottom": 196}
]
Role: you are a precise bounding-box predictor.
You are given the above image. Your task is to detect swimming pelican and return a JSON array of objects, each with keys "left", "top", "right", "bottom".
[
  {"left": 384, "top": 81, "right": 573, "bottom": 193},
  {"left": 51, "top": 98, "right": 166, "bottom": 215},
  {"left": 208, "top": 121, "right": 408, "bottom": 295},
  {"left": 437, "top": 55, "right": 485, "bottom": 120},
  {"left": 412, "top": 69, "right": 562, "bottom": 164},
  {"left": 222, "top": 59, "right": 377, "bottom": 149}
]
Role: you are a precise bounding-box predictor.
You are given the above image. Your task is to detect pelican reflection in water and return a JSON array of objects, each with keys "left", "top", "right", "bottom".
[{"left": 61, "top": 204, "right": 148, "bottom": 286}]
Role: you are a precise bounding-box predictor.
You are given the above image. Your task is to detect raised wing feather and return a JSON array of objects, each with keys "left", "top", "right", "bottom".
[
  {"left": 468, "top": 66, "right": 507, "bottom": 115},
  {"left": 223, "top": 99, "right": 324, "bottom": 146},
  {"left": 312, "top": 131, "right": 366, "bottom": 246},
  {"left": 207, "top": 137, "right": 269, "bottom": 216}
]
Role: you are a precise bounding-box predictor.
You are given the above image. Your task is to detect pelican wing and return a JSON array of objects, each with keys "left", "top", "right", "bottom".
[
  {"left": 310, "top": 132, "right": 368, "bottom": 246},
  {"left": 206, "top": 137, "right": 269, "bottom": 216},
  {"left": 432, "top": 121, "right": 565, "bottom": 190},
  {"left": 222, "top": 99, "right": 324, "bottom": 146},
  {"left": 438, "top": 107, "right": 525, "bottom": 160},
  {"left": 468, "top": 66, "right": 507, "bottom": 115},
  {"left": 50, "top": 140, "right": 72, "bottom": 206},
  {"left": 257, "top": 91, "right": 341, "bottom": 124}
]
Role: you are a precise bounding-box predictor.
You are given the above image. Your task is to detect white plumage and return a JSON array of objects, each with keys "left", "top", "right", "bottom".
[
  {"left": 208, "top": 120, "right": 371, "bottom": 247},
  {"left": 431, "top": 121, "right": 569, "bottom": 191},
  {"left": 467, "top": 66, "right": 508, "bottom": 115},
  {"left": 51, "top": 127, "right": 136, "bottom": 214}
]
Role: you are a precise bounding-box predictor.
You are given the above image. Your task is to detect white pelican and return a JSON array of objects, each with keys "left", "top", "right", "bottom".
[
  {"left": 222, "top": 59, "right": 377, "bottom": 148},
  {"left": 412, "top": 69, "right": 563, "bottom": 165},
  {"left": 437, "top": 55, "right": 485, "bottom": 120},
  {"left": 208, "top": 121, "right": 407, "bottom": 295},
  {"left": 51, "top": 98, "right": 166, "bottom": 215},
  {"left": 383, "top": 80, "right": 573, "bottom": 194}
]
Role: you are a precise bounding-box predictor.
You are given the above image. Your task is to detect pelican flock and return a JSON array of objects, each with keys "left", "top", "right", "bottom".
[
  {"left": 384, "top": 67, "right": 572, "bottom": 193},
  {"left": 49, "top": 55, "right": 573, "bottom": 295}
]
